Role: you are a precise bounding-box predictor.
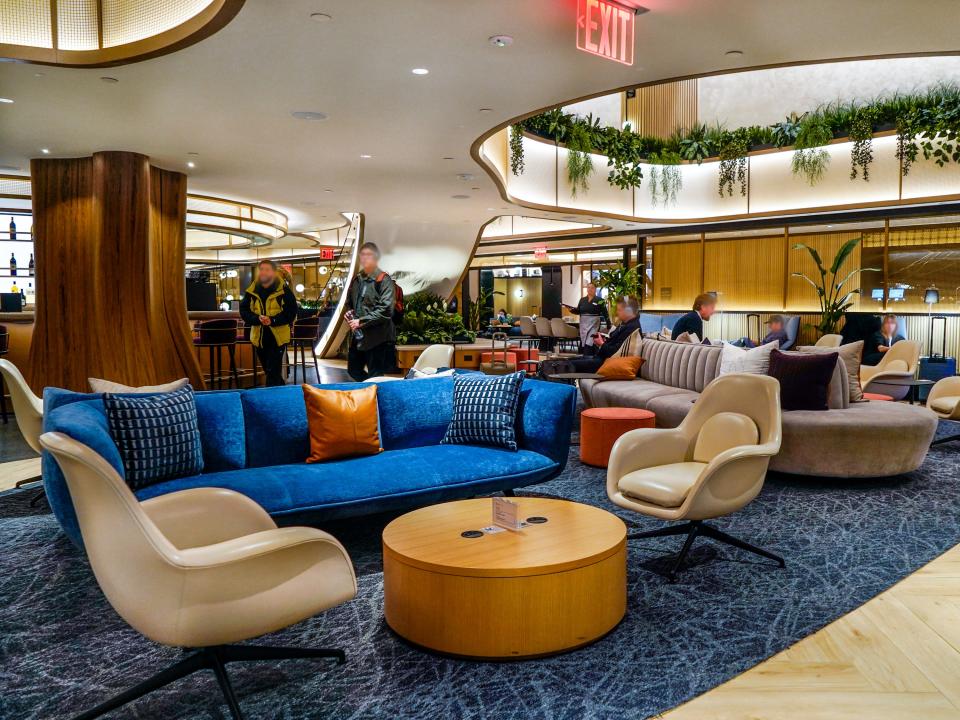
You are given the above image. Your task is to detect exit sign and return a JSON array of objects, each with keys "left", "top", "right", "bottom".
[
  {"left": 534, "top": 246, "right": 548, "bottom": 260},
  {"left": 576, "top": 0, "right": 635, "bottom": 66},
  {"left": 320, "top": 247, "right": 335, "bottom": 260}
]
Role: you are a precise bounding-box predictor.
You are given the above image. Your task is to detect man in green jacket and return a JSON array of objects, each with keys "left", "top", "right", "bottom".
[
  {"left": 240, "top": 259, "right": 298, "bottom": 386},
  {"left": 346, "top": 242, "right": 397, "bottom": 381}
]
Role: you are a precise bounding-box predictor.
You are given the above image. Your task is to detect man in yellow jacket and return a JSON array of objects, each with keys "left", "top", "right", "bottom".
[{"left": 240, "top": 259, "right": 298, "bottom": 386}]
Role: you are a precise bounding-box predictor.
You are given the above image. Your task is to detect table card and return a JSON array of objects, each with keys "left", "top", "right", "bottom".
[{"left": 492, "top": 496, "right": 522, "bottom": 531}]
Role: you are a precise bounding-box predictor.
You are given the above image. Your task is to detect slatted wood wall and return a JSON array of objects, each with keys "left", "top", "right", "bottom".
[{"left": 623, "top": 79, "right": 699, "bottom": 137}]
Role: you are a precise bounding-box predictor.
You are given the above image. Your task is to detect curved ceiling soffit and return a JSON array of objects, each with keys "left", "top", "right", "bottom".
[
  {"left": 0, "top": 0, "right": 245, "bottom": 68},
  {"left": 469, "top": 51, "right": 960, "bottom": 228}
]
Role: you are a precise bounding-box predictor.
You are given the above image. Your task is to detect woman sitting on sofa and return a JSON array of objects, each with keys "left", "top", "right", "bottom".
[{"left": 863, "top": 314, "right": 904, "bottom": 366}]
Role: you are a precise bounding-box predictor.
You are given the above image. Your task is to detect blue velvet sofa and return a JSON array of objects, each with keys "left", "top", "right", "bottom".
[{"left": 42, "top": 377, "right": 577, "bottom": 546}]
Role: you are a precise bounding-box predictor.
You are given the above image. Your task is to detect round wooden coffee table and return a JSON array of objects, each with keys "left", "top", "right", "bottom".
[{"left": 382, "top": 497, "right": 626, "bottom": 660}]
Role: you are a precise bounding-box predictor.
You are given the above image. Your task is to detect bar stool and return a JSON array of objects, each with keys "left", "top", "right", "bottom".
[
  {"left": 194, "top": 318, "right": 240, "bottom": 389},
  {"left": 237, "top": 324, "right": 260, "bottom": 388},
  {"left": 290, "top": 315, "right": 322, "bottom": 384},
  {"left": 0, "top": 325, "right": 8, "bottom": 424}
]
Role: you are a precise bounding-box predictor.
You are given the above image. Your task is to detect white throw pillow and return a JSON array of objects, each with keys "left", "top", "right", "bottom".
[
  {"left": 718, "top": 341, "right": 778, "bottom": 375},
  {"left": 89, "top": 377, "right": 189, "bottom": 394},
  {"left": 675, "top": 332, "right": 700, "bottom": 344}
]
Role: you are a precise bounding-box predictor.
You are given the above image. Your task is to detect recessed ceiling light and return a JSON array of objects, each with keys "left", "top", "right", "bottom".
[
  {"left": 309, "top": 12, "right": 332, "bottom": 22},
  {"left": 451, "top": 194, "right": 470, "bottom": 199},
  {"left": 411, "top": 68, "right": 429, "bottom": 75},
  {"left": 725, "top": 50, "right": 744, "bottom": 57},
  {"left": 100, "top": 76, "right": 119, "bottom": 83},
  {"left": 489, "top": 35, "right": 513, "bottom": 48},
  {"left": 457, "top": 173, "right": 475, "bottom": 181},
  {"left": 187, "top": 161, "right": 196, "bottom": 169},
  {"left": 33, "top": 72, "right": 44, "bottom": 77},
  {"left": 471, "top": 187, "right": 480, "bottom": 191},
  {"left": 443, "top": 157, "right": 455, "bottom": 160},
  {"left": 0, "top": 97, "right": 13, "bottom": 104},
  {"left": 291, "top": 111, "right": 328, "bottom": 121},
  {"left": 323, "top": 188, "right": 333, "bottom": 193},
  {"left": 360, "top": 154, "right": 372, "bottom": 159},
  {"left": 187, "top": 151, "right": 199, "bottom": 157},
  {"left": 478, "top": 108, "right": 493, "bottom": 113},
  {"left": 40, "top": 148, "right": 50, "bottom": 154}
]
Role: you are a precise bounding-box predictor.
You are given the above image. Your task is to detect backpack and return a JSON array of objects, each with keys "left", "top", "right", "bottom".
[{"left": 375, "top": 271, "right": 404, "bottom": 325}]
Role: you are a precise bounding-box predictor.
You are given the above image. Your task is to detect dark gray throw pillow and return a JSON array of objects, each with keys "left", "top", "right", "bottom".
[
  {"left": 767, "top": 349, "right": 838, "bottom": 411},
  {"left": 442, "top": 371, "right": 524, "bottom": 451},
  {"left": 104, "top": 385, "right": 204, "bottom": 489}
]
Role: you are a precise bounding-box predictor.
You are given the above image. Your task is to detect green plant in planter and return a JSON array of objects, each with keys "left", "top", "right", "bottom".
[
  {"left": 771, "top": 112, "right": 805, "bottom": 147},
  {"left": 396, "top": 291, "right": 475, "bottom": 344},
  {"left": 509, "top": 124, "right": 525, "bottom": 176},
  {"left": 717, "top": 128, "right": 750, "bottom": 197},
  {"left": 678, "top": 123, "right": 714, "bottom": 164},
  {"left": 566, "top": 122, "right": 594, "bottom": 197},
  {"left": 791, "top": 236, "right": 878, "bottom": 336},
  {"left": 466, "top": 285, "right": 505, "bottom": 331},
  {"left": 594, "top": 264, "right": 641, "bottom": 322},
  {"left": 791, "top": 114, "right": 833, "bottom": 185},
  {"left": 849, "top": 107, "right": 875, "bottom": 181},
  {"left": 603, "top": 123, "right": 645, "bottom": 190}
]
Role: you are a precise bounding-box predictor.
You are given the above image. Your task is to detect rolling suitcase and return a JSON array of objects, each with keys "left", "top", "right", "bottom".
[
  {"left": 481, "top": 333, "right": 517, "bottom": 375},
  {"left": 919, "top": 315, "right": 955, "bottom": 401}
]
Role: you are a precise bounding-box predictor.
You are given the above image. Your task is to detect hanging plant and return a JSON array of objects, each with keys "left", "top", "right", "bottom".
[
  {"left": 717, "top": 128, "right": 750, "bottom": 197},
  {"left": 849, "top": 108, "right": 875, "bottom": 181},
  {"left": 566, "top": 123, "right": 594, "bottom": 197},
  {"left": 649, "top": 151, "right": 682, "bottom": 207},
  {"left": 896, "top": 110, "right": 920, "bottom": 176},
  {"left": 509, "top": 124, "right": 525, "bottom": 176},
  {"left": 604, "top": 123, "right": 645, "bottom": 190},
  {"left": 791, "top": 115, "right": 833, "bottom": 185}
]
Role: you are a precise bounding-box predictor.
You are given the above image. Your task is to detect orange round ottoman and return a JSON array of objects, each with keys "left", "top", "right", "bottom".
[
  {"left": 863, "top": 392, "right": 894, "bottom": 401},
  {"left": 580, "top": 407, "right": 656, "bottom": 467}
]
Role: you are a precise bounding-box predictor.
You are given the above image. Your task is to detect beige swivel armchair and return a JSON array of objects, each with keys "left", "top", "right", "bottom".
[
  {"left": 40, "top": 431, "right": 357, "bottom": 720},
  {"left": 815, "top": 334, "right": 843, "bottom": 348},
  {"left": 927, "top": 376, "right": 960, "bottom": 446},
  {"left": 606, "top": 373, "right": 783, "bottom": 581},
  {"left": 0, "top": 359, "right": 44, "bottom": 494},
  {"left": 367, "top": 343, "right": 454, "bottom": 382},
  {"left": 860, "top": 339, "right": 920, "bottom": 400},
  {"left": 550, "top": 317, "right": 580, "bottom": 353}
]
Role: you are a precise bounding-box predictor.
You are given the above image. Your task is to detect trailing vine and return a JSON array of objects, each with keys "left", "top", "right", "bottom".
[
  {"left": 849, "top": 108, "right": 875, "bottom": 180},
  {"left": 791, "top": 115, "right": 833, "bottom": 186},
  {"left": 509, "top": 124, "right": 525, "bottom": 176},
  {"left": 566, "top": 122, "right": 594, "bottom": 197},
  {"left": 717, "top": 128, "right": 750, "bottom": 197},
  {"left": 649, "top": 151, "right": 682, "bottom": 206}
]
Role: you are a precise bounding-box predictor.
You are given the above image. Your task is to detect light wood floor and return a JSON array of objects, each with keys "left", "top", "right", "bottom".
[{"left": 663, "top": 543, "right": 960, "bottom": 719}]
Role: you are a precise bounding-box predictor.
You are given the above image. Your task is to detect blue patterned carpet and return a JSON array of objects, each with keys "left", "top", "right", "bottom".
[{"left": 2, "top": 424, "right": 960, "bottom": 720}]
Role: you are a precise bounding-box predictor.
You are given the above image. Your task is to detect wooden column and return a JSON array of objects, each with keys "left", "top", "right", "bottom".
[{"left": 28, "top": 151, "right": 204, "bottom": 392}]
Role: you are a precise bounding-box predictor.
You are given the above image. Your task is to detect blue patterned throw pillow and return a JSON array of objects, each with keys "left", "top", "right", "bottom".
[
  {"left": 442, "top": 371, "right": 524, "bottom": 451},
  {"left": 104, "top": 385, "right": 204, "bottom": 490}
]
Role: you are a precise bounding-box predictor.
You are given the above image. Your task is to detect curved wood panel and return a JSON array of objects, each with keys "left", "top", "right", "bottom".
[{"left": 28, "top": 151, "right": 204, "bottom": 392}]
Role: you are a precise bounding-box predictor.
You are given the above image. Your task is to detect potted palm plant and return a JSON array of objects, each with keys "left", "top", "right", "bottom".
[{"left": 594, "top": 264, "right": 641, "bottom": 324}]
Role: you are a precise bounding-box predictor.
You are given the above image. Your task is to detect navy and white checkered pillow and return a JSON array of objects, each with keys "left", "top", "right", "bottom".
[
  {"left": 442, "top": 371, "right": 524, "bottom": 451},
  {"left": 103, "top": 385, "right": 204, "bottom": 490}
]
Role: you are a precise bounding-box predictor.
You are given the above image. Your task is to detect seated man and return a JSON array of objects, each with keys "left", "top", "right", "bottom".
[
  {"left": 734, "top": 314, "right": 790, "bottom": 348},
  {"left": 540, "top": 296, "right": 641, "bottom": 379},
  {"left": 671, "top": 293, "right": 717, "bottom": 341}
]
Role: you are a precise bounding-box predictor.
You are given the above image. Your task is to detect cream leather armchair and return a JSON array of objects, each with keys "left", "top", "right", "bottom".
[
  {"left": 40, "top": 431, "right": 357, "bottom": 720},
  {"left": 0, "top": 359, "right": 44, "bottom": 495},
  {"left": 860, "top": 339, "right": 920, "bottom": 400},
  {"left": 414, "top": 343, "right": 454, "bottom": 371},
  {"left": 607, "top": 373, "right": 783, "bottom": 581},
  {"left": 550, "top": 317, "right": 579, "bottom": 353},
  {"left": 927, "top": 376, "right": 960, "bottom": 446},
  {"left": 815, "top": 334, "right": 843, "bottom": 348}
]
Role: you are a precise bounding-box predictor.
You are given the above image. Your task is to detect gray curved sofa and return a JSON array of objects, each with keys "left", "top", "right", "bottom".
[{"left": 580, "top": 337, "right": 937, "bottom": 478}]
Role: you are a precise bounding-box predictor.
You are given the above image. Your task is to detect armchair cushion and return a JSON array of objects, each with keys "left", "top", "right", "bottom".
[
  {"left": 930, "top": 396, "right": 960, "bottom": 415},
  {"left": 693, "top": 413, "right": 759, "bottom": 462},
  {"left": 886, "top": 359, "right": 909, "bottom": 373},
  {"left": 619, "top": 462, "right": 706, "bottom": 508}
]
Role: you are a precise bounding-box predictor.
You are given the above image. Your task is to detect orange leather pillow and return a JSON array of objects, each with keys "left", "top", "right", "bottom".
[
  {"left": 596, "top": 356, "right": 644, "bottom": 380},
  {"left": 302, "top": 384, "right": 381, "bottom": 463}
]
